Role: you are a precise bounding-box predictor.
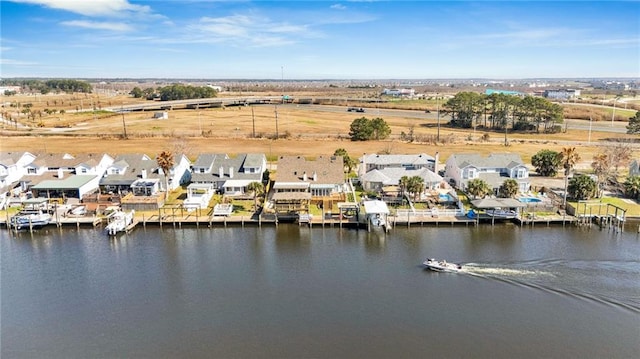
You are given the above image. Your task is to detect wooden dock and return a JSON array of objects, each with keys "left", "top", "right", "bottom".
[{"left": 1, "top": 212, "right": 590, "bottom": 233}]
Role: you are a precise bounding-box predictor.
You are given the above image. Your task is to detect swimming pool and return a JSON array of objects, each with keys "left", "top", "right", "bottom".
[
  {"left": 439, "top": 193, "right": 457, "bottom": 202},
  {"left": 519, "top": 197, "right": 542, "bottom": 203}
]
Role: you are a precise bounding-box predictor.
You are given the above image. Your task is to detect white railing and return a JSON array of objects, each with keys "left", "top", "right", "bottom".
[{"left": 395, "top": 207, "right": 465, "bottom": 218}]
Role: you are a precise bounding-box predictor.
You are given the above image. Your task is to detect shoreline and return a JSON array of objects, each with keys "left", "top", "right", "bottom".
[{"left": 4, "top": 212, "right": 638, "bottom": 234}]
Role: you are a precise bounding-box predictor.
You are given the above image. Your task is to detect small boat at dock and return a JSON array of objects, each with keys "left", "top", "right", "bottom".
[
  {"left": 105, "top": 209, "right": 135, "bottom": 236},
  {"left": 9, "top": 210, "right": 52, "bottom": 230}
]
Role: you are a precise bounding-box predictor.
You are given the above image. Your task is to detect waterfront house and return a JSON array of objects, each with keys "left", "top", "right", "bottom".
[
  {"left": 31, "top": 175, "right": 101, "bottom": 201},
  {"left": 190, "top": 153, "right": 267, "bottom": 196},
  {"left": 444, "top": 153, "right": 530, "bottom": 194},
  {"left": 20, "top": 153, "right": 114, "bottom": 201},
  {"left": 360, "top": 167, "right": 443, "bottom": 194},
  {"left": 0, "top": 151, "right": 37, "bottom": 208},
  {"left": 358, "top": 153, "right": 438, "bottom": 176},
  {"left": 100, "top": 154, "right": 159, "bottom": 195},
  {"left": 270, "top": 155, "right": 346, "bottom": 215}
]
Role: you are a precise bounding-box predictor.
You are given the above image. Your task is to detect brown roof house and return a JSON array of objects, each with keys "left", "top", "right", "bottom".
[{"left": 270, "top": 155, "right": 346, "bottom": 216}]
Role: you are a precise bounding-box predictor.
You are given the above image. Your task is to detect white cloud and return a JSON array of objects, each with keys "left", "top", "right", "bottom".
[
  {"left": 0, "top": 58, "right": 39, "bottom": 66},
  {"left": 188, "top": 14, "right": 315, "bottom": 47},
  {"left": 61, "top": 20, "right": 135, "bottom": 32},
  {"left": 330, "top": 4, "right": 346, "bottom": 10},
  {"left": 10, "top": 0, "right": 152, "bottom": 17}
]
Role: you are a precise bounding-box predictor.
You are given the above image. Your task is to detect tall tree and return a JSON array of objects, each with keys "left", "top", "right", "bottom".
[
  {"left": 348, "top": 117, "right": 373, "bottom": 141},
  {"left": 499, "top": 179, "right": 519, "bottom": 198},
  {"left": 333, "top": 148, "right": 357, "bottom": 174},
  {"left": 627, "top": 111, "right": 640, "bottom": 134},
  {"left": 466, "top": 179, "right": 492, "bottom": 199},
  {"left": 568, "top": 174, "right": 597, "bottom": 201},
  {"left": 156, "top": 150, "right": 175, "bottom": 200},
  {"left": 406, "top": 176, "right": 425, "bottom": 201},
  {"left": 370, "top": 117, "right": 391, "bottom": 140},
  {"left": 623, "top": 176, "right": 640, "bottom": 200},
  {"left": 531, "top": 149, "right": 562, "bottom": 177},
  {"left": 246, "top": 181, "right": 265, "bottom": 211},
  {"left": 399, "top": 176, "right": 410, "bottom": 199},
  {"left": 560, "top": 147, "right": 581, "bottom": 206}
]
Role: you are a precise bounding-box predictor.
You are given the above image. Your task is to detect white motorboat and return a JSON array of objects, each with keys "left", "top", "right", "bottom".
[
  {"left": 9, "top": 210, "right": 52, "bottom": 230},
  {"left": 485, "top": 209, "right": 517, "bottom": 219},
  {"left": 423, "top": 258, "right": 463, "bottom": 272},
  {"left": 105, "top": 209, "right": 135, "bottom": 236}
]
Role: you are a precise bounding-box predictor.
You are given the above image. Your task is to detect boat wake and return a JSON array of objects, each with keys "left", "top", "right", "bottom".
[
  {"left": 461, "top": 264, "right": 551, "bottom": 277},
  {"left": 458, "top": 261, "right": 640, "bottom": 314}
]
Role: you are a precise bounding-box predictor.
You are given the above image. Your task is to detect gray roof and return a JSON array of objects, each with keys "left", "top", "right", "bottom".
[
  {"left": 191, "top": 153, "right": 264, "bottom": 183},
  {"left": 192, "top": 153, "right": 223, "bottom": 168},
  {"left": 31, "top": 153, "right": 106, "bottom": 169},
  {"left": 361, "top": 153, "right": 434, "bottom": 166},
  {"left": 452, "top": 153, "right": 525, "bottom": 169},
  {"left": 362, "top": 167, "right": 442, "bottom": 185},
  {"left": 276, "top": 155, "right": 344, "bottom": 185},
  {"left": 100, "top": 153, "right": 158, "bottom": 186},
  {"left": 0, "top": 152, "right": 27, "bottom": 167}
]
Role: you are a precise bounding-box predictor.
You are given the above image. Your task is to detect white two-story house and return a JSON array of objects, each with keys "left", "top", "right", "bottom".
[
  {"left": 190, "top": 153, "right": 267, "bottom": 196},
  {"left": 357, "top": 153, "right": 442, "bottom": 193},
  {"left": 445, "top": 153, "right": 530, "bottom": 194}
]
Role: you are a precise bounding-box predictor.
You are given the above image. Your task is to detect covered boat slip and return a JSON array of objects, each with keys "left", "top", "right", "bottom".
[
  {"left": 469, "top": 198, "right": 526, "bottom": 222},
  {"left": 362, "top": 200, "right": 391, "bottom": 231}
]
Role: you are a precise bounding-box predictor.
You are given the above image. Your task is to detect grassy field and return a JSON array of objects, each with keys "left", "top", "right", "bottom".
[{"left": 1, "top": 92, "right": 637, "bottom": 166}]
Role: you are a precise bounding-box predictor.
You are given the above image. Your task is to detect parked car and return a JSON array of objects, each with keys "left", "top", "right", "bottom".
[{"left": 348, "top": 107, "right": 365, "bottom": 112}]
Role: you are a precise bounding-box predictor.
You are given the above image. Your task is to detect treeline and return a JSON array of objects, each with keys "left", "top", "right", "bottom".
[
  {"left": 443, "top": 92, "right": 563, "bottom": 133},
  {"left": 130, "top": 84, "right": 217, "bottom": 101},
  {"left": 0, "top": 79, "right": 92, "bottom": 94}
]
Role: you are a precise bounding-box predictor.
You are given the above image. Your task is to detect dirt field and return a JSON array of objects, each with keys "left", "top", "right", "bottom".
[{"left": 1, "top": 92, "right": 637, "bottom": 168}]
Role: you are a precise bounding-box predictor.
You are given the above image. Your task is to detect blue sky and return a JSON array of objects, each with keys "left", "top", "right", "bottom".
[{"left": 1, "top": 0, "right": 639, "bottom": 79}]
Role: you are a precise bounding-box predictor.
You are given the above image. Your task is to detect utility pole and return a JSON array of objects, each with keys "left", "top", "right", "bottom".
[
  {"left": 274, "top": 105, "right": 279, "bottom": 139},
  {"left": 436, "top": 93, "right": 440, "bottom": 142},
  {"left": 121, "top": 107, "right": 127, "bottom": 139},
  {"left": 611, "top": 98, "right": 617, "bottom": 127},
  {"left": 251, "top": 106, "right": 256, "bottom": 138}
]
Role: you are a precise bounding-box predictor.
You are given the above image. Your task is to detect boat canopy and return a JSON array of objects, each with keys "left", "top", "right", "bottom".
[{"left": 363, "top": 200, "right": 390, "bottom": 215}]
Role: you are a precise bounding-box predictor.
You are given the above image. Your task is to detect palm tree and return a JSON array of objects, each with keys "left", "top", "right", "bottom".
[
  {"left": 560, "top": 147, "right": 581, "bottom": 207},
  {"left": 499, "top": 179, "right": 519, "bottom": 198},
  {"left": 624, "top": 176, "right": 640, "bottom": 200},
  {"left": 246, "top": 181, "right": 265, "bottom": 211},
  {"left": 156, "top": 150, "right": 174, "bottom": 200},
  {"left": 333, "top": 148, "right": 357, "bottom": 175},
  {"left": 399, "top": 176, "right": 410, "bottom": 200},
  {"left": 466, "top": 179, "right": 491, "bottom": 199},
  {"left": 407, "top": 176, "right": 425, "bottom": 201}
]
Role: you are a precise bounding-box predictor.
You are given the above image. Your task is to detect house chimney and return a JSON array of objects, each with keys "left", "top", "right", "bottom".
[
  {"left": 303, "top": 171, "right": 308, "bottom": 181},
  {"left": 219, "top": 166, "right": 224, "bottom": 177},
  {"left": 57, "top": 168, "right": 64, "bottom": 179},
  {"left": 313, "top": 171, "right": 317, "bottom": 181},
  {"left": 434, "top": 152, "right": 440, "bottom": 173},
  {"left": 229, "top": 167, "right": 234, "bottom": 178},
  {"left": 141, "top": 169, "right": 147, "bottom": 179}
]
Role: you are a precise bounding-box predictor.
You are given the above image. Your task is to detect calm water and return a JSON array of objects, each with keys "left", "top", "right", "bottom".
[{"left": 2, "top": 224, "right": 639, "bottom": 358}]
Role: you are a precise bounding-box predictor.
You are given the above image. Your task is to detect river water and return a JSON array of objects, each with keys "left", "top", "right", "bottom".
[{"left": 2, "top": 224, "right": 639, "bottom": 358}]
